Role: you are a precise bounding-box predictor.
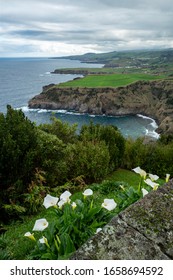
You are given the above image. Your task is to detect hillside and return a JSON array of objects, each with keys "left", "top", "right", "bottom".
[{"left": 52, "top": 49, "right": 173, "bottom": 75}]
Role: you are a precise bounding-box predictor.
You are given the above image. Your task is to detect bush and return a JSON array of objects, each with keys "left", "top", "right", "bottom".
[
  {"left": 65, "top": 140, "right": 110, "bottom": 183},
  {"left": 0, "top": 106, "right": 38, "bottom": 190},
  {"left": 80, "top": 122, "right": 125, "bottom": 171},
  {"left": 0, "top": 106, "right": 39, "bottom": 221},
  {"left": 123, "top": 137, "right": 173, "bottom": 177},
  {"left": 36, "top": 130, "right": 68, "bottom": 187},
  {"left": 39, "top": 117, "right": 78, "bottom": 144}
]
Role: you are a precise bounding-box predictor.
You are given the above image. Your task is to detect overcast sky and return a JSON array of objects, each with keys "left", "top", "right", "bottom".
[{"left": 1, "top": 0, "right": 173, "bottom": 57}]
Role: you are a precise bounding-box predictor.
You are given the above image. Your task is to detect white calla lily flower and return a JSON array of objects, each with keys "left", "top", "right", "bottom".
[
  {"left": 83, "top": 189, "right": 93, "bottom": 197},
  {"left": 60, "top": 190, "right": 72, "bottom": 202},
  {"left": 142, "top": 188, "right": 149, "bottom": 197},
  {"left": 144, "top": 178, "right": 159, "bottom": 190},
  {"left": 71, "top": 202, "right": 77, "bottom": 209},
  {"left": 32, "top": 218, "right": 49, "bottom": 231},
  {"left": 43, "top": 194, "right": 59, "bottom": 209},
  {"left": 39, "top": 236, "right": 48, "bottom": 244},
  {"left": 39, "top": 236, "right": 50, "bottom": 248},
  {"left": 149, "top": 173, "right": 159, "bottom": 181},
  {"left": 102, "top": 199, "right": 117, "bottom": 211},
  {"left": 24, "top": 232, "right": 36, "bottom": 241},
  {"left": 39, "top": 236, "right": 47, "bottom": 244},
  {"left": 132, "top": 167, "right": 146, "bottom": 178},
  {"left": 58, "top": 199, "right": 66, "bottom": 209}
]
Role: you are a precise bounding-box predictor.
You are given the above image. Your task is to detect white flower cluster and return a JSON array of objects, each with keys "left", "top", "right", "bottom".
[
  {"left": 132, "top": 166, "right": 170, "bottom": 197},
  {"left": 24, "top": 188, "right": 117, "bottom": 243}
]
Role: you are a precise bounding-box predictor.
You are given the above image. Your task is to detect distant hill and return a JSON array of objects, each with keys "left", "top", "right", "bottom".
[
  {"left": 54, "top": 49, "right": 173, "bottom": 67},
  {"left": 53, "top": 50, "right": 119, "bottom": 64}
]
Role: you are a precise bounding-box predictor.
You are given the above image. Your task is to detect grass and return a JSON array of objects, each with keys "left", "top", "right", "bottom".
[
  {"left": 57, "top": 73, "right": 165, "bottom": 88},
  {"left": 1, "top": 169, "right": 165, "bottom": 260},
  {"left": 105, "top": 168, "right": 141, "bottom": 188}
]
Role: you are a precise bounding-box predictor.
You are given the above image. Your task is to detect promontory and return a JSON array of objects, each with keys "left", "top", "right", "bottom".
[{"left": 28, "top": 79, "right": 173, "bottom": 135}]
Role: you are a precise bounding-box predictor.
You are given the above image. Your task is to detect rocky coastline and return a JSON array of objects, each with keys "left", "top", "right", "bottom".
[
  {"left": 52, "top": 69, "right": 114, "bottom": 75},
  {"left": 28, "top": 79, "right": 173, "bottom": 135}
]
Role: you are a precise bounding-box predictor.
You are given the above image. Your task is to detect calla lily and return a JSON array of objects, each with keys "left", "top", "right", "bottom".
[
  {"left": 141, "top": 188, "right": 149, "bottom": 197},
  {"left": 166, "top": 174, "right": 170, "bottom": 183},
  {"left": 102, "top": 199, "right": 117, "bottom": 211},
  {"left": 149, "top": 173, "right": 159, "bottom": 181},
  {"left": 144, "top": 178, "right": 159, "bottom": 190},
  {"left": 24, "top": 232, "right": 36, "bottom": 241},
  {"left": 71, "top": 202, "right": 77, "bottom": 209},
  {"left": 58, "top": 199, "right": 66, "bottom": 209},
  {"left": 33, "top": 218, "right": 49, "bottom": 231},
  {"left": 43, "top": 194, "right": 59, "bottom": 209},
  {"left": 39, "top": 236, "right": 50, "bottom": 248},
  {"left": 60, "top": 190, "right": 72, "bottom": 202},
  {"left": 39, "top": 236, "right": 48, "bottom": 244},
  {"left": 83, "top": 189, "right": 93, "bottom": 197},
  {"left": 132, "top": 167, "right": 146, "bottom": 179}
]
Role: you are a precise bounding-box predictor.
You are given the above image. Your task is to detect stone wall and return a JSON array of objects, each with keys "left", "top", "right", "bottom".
[{"left": 71, "top": 181, "right": 173, "bottom": 260}]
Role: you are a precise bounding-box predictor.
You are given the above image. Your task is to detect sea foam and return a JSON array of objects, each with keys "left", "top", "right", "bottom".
[{"left": 137, "top": 114, "right": 160, "bottom": 139}]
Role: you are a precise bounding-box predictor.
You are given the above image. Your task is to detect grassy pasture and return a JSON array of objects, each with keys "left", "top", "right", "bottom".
[{"left": 57, "top": 73, "right": 164, "bottom": 88}]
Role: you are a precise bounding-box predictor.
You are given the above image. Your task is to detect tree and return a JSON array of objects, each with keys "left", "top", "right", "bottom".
[
  {"left": 80, "top": 122, "right": 125, "bottom": 171},
  {"left": 66, "top": 140, "right": 110, "bottom": 182},
  {"left": 0, "top": 105, "right": 39, "bottom": 193},
  {"left": 39, "top": 116, "right": 78, "bottom": 144}
]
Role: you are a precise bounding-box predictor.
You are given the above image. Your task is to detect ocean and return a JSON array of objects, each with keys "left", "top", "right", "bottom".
[{"left": 0, "top": 57, "right": 159, "bottom": 139}]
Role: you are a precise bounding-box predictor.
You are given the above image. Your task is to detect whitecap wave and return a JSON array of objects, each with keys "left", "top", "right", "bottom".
[
  {"left": 137, "top": 114, "right": 160, "bottom": 139},
  {"left": 145, "top": 130, "right": 160, "bottom": 139},
  {"left": 16, "top": 106, "right": 39, "bottom": 112},
  {"left": 66, "top": 111, "right": 83, "bottom": 116},
  {"left": 17, "top": 106, "right": 68, "bottom": 114}
]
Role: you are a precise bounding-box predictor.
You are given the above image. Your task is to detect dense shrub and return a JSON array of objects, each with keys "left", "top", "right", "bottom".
[
  {"left": 123, "top": 137, "right": 173, "bottom": 177},
  {"left": 65, "top": 140, "right": 110, "bottom": 183},
  {"left": 0, "top": 106, "right": 39, "bottom": 220},
  {"left": 0, "top": 106, "right": 38, "bottom": 190},
  {"left": 39, "top": 117, "right": 78, "bottom": 144},
  {"left": 80, "top": 122, "right": 125, "bottom": 171},
  {"left": 36, "top": 130, "right": 68, "bottom": 187}
]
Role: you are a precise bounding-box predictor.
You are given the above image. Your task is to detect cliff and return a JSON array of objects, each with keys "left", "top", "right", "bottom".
[
  {"left": 28, "top": 80, "right": 173, "bottom": 134},
  {"left": 71, "top": 180, "right": 173, "bottom": 260}
]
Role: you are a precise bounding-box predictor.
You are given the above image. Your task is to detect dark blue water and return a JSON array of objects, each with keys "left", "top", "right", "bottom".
[{"left": 0, "top": 57, "right": 159, "bottom": 138}]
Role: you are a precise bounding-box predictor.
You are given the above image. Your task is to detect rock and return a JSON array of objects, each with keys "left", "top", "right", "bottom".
[
  {"left": 42, "top": 84, "right": 55, "bottom": 93},
  {"left": 71, "top": 181, "right": 173, "bottom": 260}
]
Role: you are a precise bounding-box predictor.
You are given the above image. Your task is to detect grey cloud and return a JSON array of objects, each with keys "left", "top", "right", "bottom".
[{"left": 1, "top": 0, "right": 173, "bottom": 56}]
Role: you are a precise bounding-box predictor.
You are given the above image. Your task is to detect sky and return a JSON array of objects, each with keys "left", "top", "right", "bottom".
[{"left": 1, "top": 0, "right": 173, "bottom": 57}]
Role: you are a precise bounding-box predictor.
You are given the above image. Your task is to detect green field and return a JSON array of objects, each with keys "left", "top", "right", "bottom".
[{"left": 57, "top": 73, "right": 165, "bottom": 88}]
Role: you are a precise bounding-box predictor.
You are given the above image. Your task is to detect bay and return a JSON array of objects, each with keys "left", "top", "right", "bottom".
[{"left": 0, "top": 57, "right": 159, "bottom": 138}]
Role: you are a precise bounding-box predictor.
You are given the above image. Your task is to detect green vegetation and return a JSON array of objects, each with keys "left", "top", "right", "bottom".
[
  {"left": 55, "top": 49, "right": 173, "bottom": 76},
  {"left": 57, "top": 73, "right": 164, "bottom": 88},
  {"left": 2, "top": 49, "right": 173, "bottom": 259}
]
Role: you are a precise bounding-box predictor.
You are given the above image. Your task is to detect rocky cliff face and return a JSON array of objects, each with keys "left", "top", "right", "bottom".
[{"left": 28, "top": 80, "right": 173, "bottom": 134}]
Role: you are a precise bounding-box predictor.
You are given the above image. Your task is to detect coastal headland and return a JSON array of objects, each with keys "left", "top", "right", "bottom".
[
  {"left": 28, "top": 79, "right": 173, "bottom": 135},
  {"left": 29, "top": 49, "right": 173, "bottom": 135}
]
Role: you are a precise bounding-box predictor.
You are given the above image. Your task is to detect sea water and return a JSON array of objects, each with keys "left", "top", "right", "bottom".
[{"left": 0, "top": 57, "right": 159, "bottom": 139}]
